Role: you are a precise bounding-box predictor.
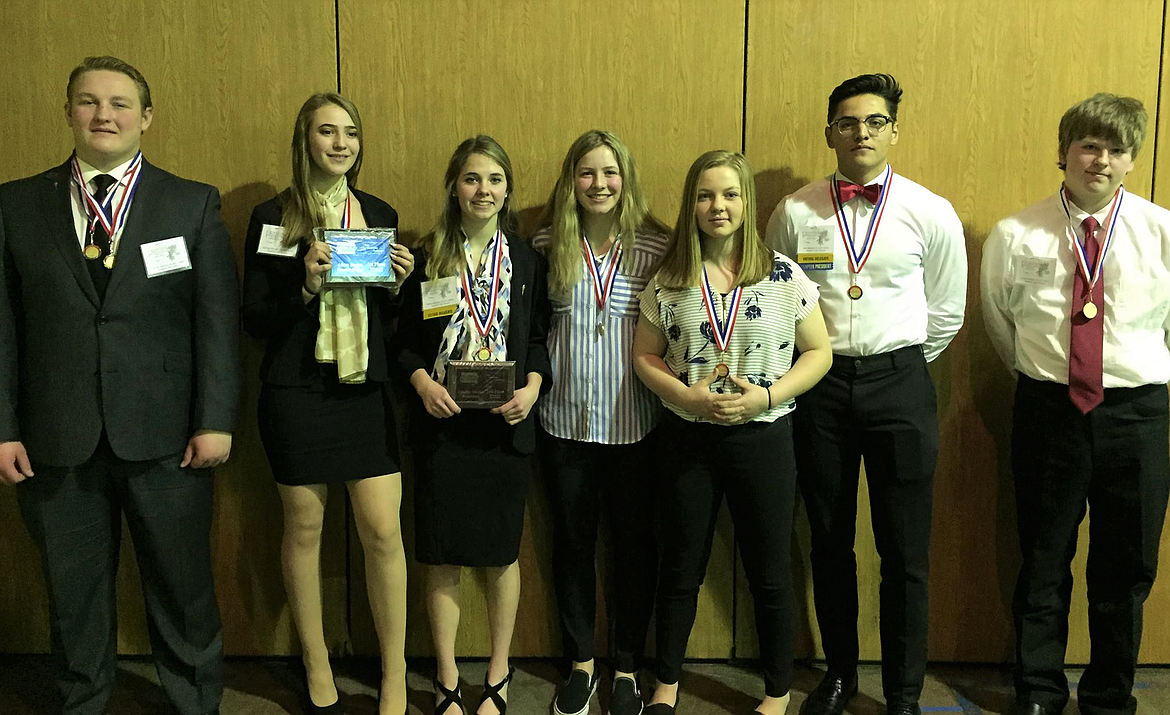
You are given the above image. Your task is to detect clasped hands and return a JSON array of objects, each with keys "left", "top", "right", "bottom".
[{"left": 684, "top": 368, "right": 773, "bottom": 426}]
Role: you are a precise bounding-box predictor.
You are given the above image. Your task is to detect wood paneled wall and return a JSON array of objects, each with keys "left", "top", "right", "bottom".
[{"left": 1, "top": 0, "right": 1169, "bottom": 667}]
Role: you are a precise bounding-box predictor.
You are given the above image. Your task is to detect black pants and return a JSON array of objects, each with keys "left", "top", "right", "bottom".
[
  {"left": 793, "top": 345, "right": 938, "bottom": 704},
  {"left": 655, "top": 412, "right": 797, "bottom": 698},
  {"left": 16, "top": 434, "right": 223, "bottom": 715},
  {"left": 539, "top": 428, "right": 658, "bottom": 673},
  {"left": 1012, "top": 376, "right": 1170, "bottom": 715}
]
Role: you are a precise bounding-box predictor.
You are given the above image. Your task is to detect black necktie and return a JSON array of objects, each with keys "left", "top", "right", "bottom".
[{"left": 86, "top": 174, "right": 117, "bottom": 300}]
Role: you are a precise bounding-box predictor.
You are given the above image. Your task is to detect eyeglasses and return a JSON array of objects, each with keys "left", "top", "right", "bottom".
[{"left": 829, "top": 114, "right": 894, "bottom": 135}]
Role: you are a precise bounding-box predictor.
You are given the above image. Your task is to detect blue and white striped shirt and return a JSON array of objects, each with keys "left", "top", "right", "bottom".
[{"left": 533, "top": 229, "right": 670, "bottom": 444}]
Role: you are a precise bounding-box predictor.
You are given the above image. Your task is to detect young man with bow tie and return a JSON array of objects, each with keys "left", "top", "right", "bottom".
[
  {"left": 982, "top": 93, "right": 1169, "bottom": 715},
  {"left": 766, "top": 73, "right": 967, "bottom": 715},
  {"left": 0, "top": 56, "right": 239, "bottom": 714}
]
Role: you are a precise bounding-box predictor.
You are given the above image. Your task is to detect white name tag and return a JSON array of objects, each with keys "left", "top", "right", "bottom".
[
  {"left": 421, "top": 276, "right": 460, "bottom": 319},
  {"left": 140, "top": 236, "right": 192, "bottom": 278},
  {"left": 797, "top": 227, "right": 834, "bottom": 270},
  {"left": 1016, "top": 256, "right": 1057, "bottom": 286},
  {"left": 257, "top": 224, "right": 297, "bottom": 257}
]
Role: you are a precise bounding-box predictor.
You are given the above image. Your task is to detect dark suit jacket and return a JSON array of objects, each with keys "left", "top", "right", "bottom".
[
  {"left": 241, "top": 190, "right": 400, "bottom": 385},
  {"left": 395, "top": 238, "right": 552, "bottom": 454},
  {"left": 0, "top": 158, "right": 241, "bottom": 467}
]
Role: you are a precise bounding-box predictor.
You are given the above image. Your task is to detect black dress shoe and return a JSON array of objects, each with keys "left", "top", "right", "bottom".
[
  {"left": 886, "top": 704, "right": 921, "bottom": 715},
  {"left": 1006, "top": 703, "right": 1059, "bottom": 715},
  {"left": 799, "top": 672, "right": 858, "bottom": 715}
]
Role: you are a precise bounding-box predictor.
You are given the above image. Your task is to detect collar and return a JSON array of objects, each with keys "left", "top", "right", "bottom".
[{"left": 76, "top": 154, "right": 137, "bottom": 188}]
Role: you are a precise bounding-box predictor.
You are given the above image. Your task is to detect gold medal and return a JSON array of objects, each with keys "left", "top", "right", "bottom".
[
  {"left": 847, "top": 284, "right": 863, "bottom": 300},
  {"left": 83, "top": 244, "right": 102, "bottom": 260},
  {"left": 715, "top": 363, "right": 729, "bottom": 378},
  {"left": 596, "top": 324, "right": 605, "bottom": 336},
  {"left": 102, "top": 254, "right": 115, "bottom": 270},
  {"left": 475, "top": 346, "right": 492, "bottom": 361},
  {"left": 1082, "top": 301, "right": 1098, "bottom": 319}
]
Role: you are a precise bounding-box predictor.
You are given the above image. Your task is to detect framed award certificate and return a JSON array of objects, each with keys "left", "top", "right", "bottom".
[
  {"left": 314, "top": 228, "right": 398, "bottom": 287},
  {"left": 446, "top": 360, "right": 515, "bottom": 408}
]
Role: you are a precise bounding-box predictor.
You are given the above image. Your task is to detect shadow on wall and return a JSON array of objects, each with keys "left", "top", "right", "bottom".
[
  {"left": 754, "top": 166, "right": 814, "bottom": 238},
  {"left": 963, "top": 221, "right": 1020, "bottom": 665}
]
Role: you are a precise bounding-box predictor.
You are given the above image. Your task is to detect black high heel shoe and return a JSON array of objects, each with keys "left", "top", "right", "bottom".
[
  {"left": 476, "top": 666, "right": 515, "bottom": 715},
  {"left": 301, "top": 669, "right": 346, "bottom": 714},
  {"left": 435, "top": 677, "right": 466, "bottom": 715}
]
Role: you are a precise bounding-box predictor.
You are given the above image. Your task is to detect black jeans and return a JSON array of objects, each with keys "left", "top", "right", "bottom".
[
  {"left": 1011, "top": 376, "right": 1170, "bottom": 715},
  {"left": 793, "top": 345, "right": 938, "bottom": 705},
  {"left": 654, "top": 412, "right": 797, "bottom": 698},
  {"left": 539, "top": 428, "right": 658, "bottom": 673}
]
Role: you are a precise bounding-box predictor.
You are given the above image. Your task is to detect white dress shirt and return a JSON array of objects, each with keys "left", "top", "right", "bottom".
[
  {"left": 766, "top": 168, "right": 967, "bottom": 362},
  {"left": 981, "top": 189, "right": 1170, "bottom": 387},
  {"left": 70, "top": 155, "right": 137, "bottom": 249}
]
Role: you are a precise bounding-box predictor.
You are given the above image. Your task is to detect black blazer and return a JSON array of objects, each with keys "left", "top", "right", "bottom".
[
  {"left": 241, "top": 189, "right": 400, "bottom": 385},
  {"left": 395, "top": 238, "right": 552, "bottom": 454},
  {"left": 0, "top": 158, "right": 241, "bottom": 467}
]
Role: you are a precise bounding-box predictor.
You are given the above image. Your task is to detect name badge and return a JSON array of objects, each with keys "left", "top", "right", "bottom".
[
  {"left": 797, "top": 227, "right": 834, "bottom": 270},
  {"left": 1016, "top": 256, "right": 1057, "bottom": 286},
  {"left": 140, "top": 236, "right": 192, "bottom": 278},
  {"left": 421, "top": 276, "right": 459, "bottom": 319},
  {"left": 257, "top": 224, "right": 297, "bottom": 257}
]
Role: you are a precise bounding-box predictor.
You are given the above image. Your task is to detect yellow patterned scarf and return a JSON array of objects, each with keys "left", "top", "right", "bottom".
[{"left": 313, "top": 178, "right": 369, "bottom": 383}]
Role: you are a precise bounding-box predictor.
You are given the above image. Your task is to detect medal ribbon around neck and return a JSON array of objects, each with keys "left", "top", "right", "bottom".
[
  {"left": 1059, "top": 185, "right": 1122, "bottom": 293},
  {"left": 461, "top": 229, "right": 504, "bottom": 346},
  {"left": 72, "top": 151, "right": 144, "bottom": 243},
  {"left": 339, "top": 192, "right": 351, "bottom": 228},
  {"left": 701, "top": 267, "right": 743, "bottom": 356},
  {"left": 829, "top": 164, "right": 893, "bottom": 275},
  {"left": 581, "top": 236, "right": 623, "bottom": 311}
]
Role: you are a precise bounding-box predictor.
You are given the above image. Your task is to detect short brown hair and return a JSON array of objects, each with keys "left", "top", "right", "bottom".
[
  {"left": 66, "top": 56, "right": 152, "bottom": 109},
  {"left": 1058, "top": 93, "right": 1146, "bottom": 169}
]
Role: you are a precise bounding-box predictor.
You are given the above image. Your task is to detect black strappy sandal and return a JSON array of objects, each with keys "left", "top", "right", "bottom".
[
  {"left": 434, "top": 677, "right": 465, "bottom": 715},
  {"left": 477, "top": 666, "right": 515, "bottom": 715}
]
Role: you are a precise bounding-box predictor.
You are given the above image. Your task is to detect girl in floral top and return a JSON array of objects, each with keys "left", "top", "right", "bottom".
[{"left": 632, "top": 150, "right": 831, "bottom": 715}]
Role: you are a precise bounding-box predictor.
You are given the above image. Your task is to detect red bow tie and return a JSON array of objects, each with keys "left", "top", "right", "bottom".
[{"left": 836, "top": 180, "right": 882, "bottom": 204}]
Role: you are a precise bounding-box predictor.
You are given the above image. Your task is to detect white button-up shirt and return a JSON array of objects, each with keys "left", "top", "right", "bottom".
[
  {"left": 981, "top": 189, "right": 1170, "bottom": 387},
  {"left": 766, "top": 169, "right": 967, "bottom": 362}
]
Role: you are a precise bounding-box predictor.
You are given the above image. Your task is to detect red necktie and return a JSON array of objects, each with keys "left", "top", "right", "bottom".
[
  {"left": 836, "top": 180, "right": 882, "bottom": 204},
  {"left": 1068, "top": 215, "right": 1104, "bottom": 413}
]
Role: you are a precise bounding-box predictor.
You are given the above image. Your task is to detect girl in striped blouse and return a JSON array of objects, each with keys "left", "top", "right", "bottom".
[
  {"left": 532, "top": 130, "right": 669, "bottom": 715},
  {"left": 632, "top": 150, "right": 832, "bottom": 715}
]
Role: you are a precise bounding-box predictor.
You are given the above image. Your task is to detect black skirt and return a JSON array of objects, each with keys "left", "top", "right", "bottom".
[
  {"left": 258, "top": 374, "right": 400, "bottom": 486},
  {"left": 411, "top": 409, "right": 531, "bottom": 567}
]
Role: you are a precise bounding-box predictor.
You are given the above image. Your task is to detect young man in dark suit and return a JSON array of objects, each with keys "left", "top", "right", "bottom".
[{"left": 0, "top": 56, "right": 240, "bottom": 715}]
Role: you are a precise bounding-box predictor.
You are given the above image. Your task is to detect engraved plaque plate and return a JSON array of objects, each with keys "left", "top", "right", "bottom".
[{"left": 446, "top": 360, "right": 515, "bottom": 408}]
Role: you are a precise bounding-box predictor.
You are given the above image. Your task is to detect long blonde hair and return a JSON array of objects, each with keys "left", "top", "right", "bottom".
[
  {"left": 541, "top": 130, "right": 667, "bottom": 296},
  {"left": 424, "top": 135, "right": 519, "bottom": 280},
  {"left": 280, "top": 93, "right": 364, "bottom": 246},
  {"left": 656, "top": 150, "right": 771, "bottom": 289}
]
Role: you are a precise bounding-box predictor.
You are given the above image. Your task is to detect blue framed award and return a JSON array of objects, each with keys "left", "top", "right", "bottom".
[{"left": 314, "top": 228, "right": 398, "bottom": 287}]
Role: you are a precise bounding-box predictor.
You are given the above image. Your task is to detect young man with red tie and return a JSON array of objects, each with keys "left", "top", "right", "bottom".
[
  {"left": 0, "top": 56, "right": 239, "bottom": 714},
  {"left": 766, "top": 73, "right": 967, "bottom": 715},
  {"left": 982, "top": 93, "right": 1169, "bottom": 715}
]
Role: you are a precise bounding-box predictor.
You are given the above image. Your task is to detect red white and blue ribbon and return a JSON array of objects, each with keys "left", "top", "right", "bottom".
[
  {"left": 340, "top": 192, "right": 351, "bottom": 228},
  {"left": 829, "top": 164, "right": 893, "bottom": 275},
  {"left": 462, "top": 229, "right": 504, "bottom": 345},
  {"left": 1059, "top": 185, "right": 1122, "bottom": 290},
  {"left": 71, "top": 151, "right": 144, "bottom": 243},
  {"left": 581, "top": 236, "right": 622, "bottom": 311},
  {"left": 701, "top": 267, "right": 743, "bottom": 355}
]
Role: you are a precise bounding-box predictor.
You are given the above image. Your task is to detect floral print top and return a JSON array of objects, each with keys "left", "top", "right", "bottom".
[{"left": 639, "top": 251, "right": 819, "bottom": 424}]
